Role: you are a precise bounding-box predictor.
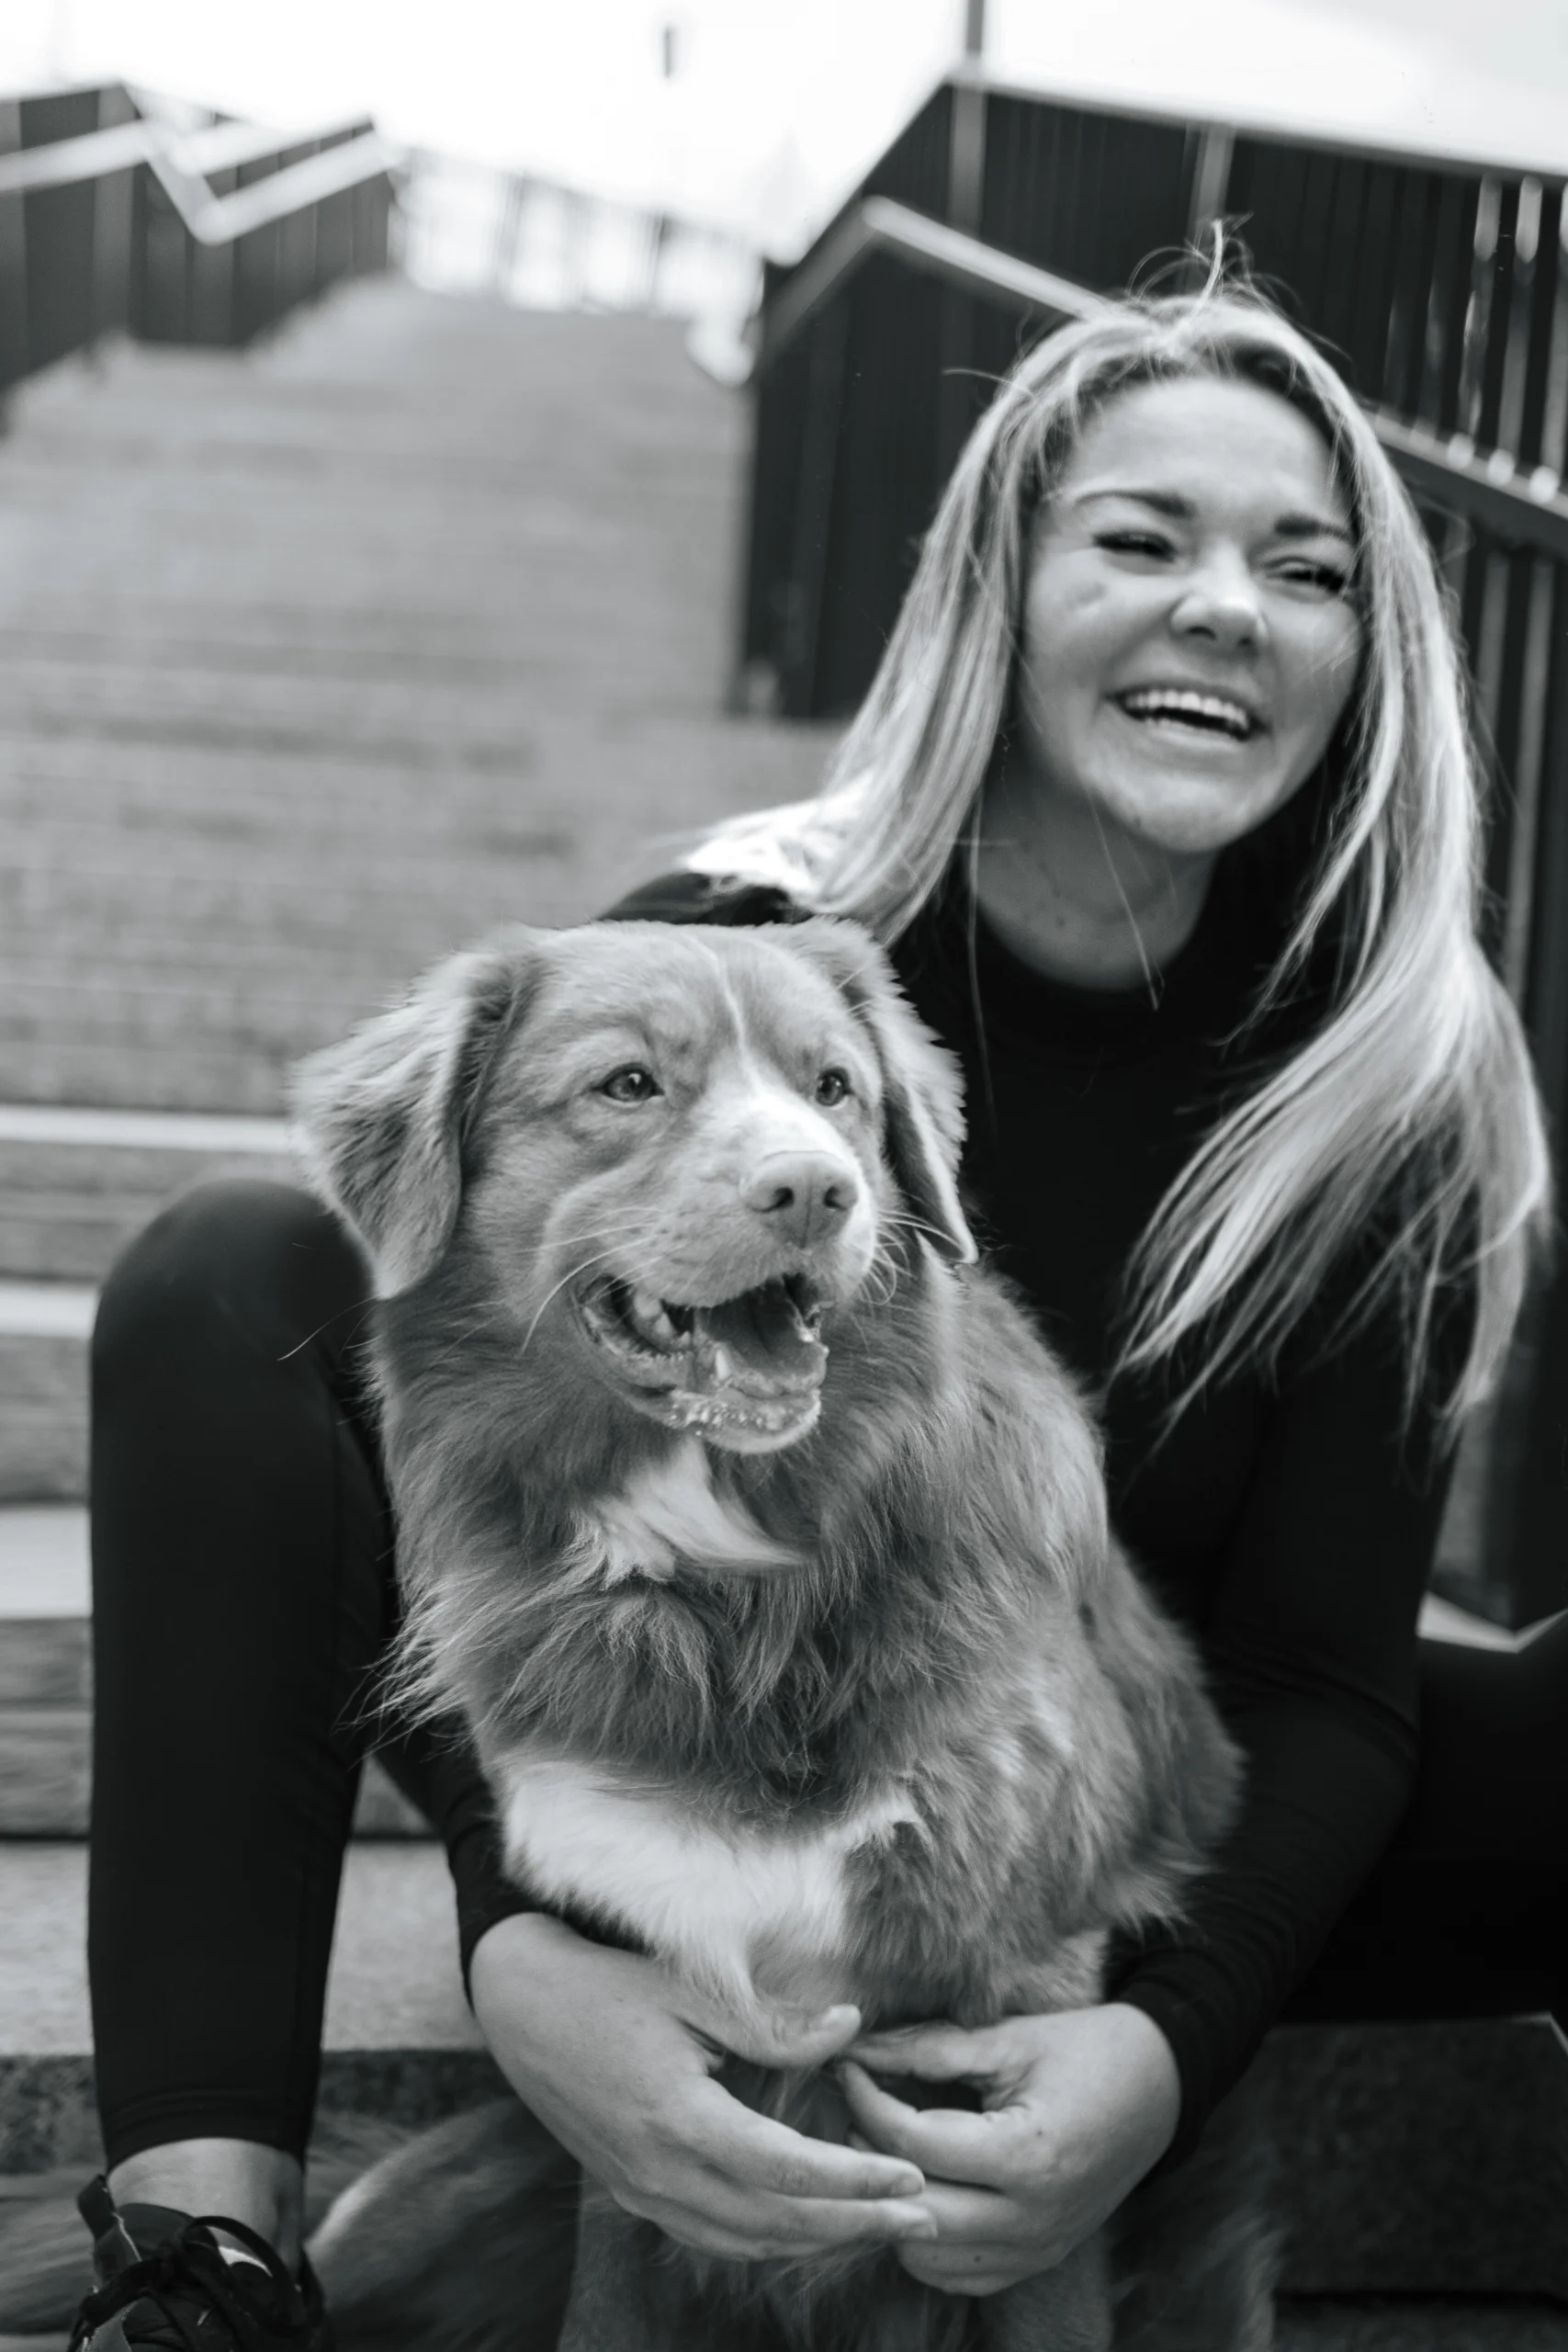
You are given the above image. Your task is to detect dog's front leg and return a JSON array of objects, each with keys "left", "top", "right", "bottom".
[
  {"left": 982, "top": 2233, "right": 1112, "bottom": 2352},
  {"left": 556, "top": 2190, "right": 671, "bottom": 2352}
]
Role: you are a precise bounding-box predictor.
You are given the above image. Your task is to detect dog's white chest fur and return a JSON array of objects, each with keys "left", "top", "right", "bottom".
[
  {"left": 497, "top": 1751, "right": 919, "bottom": 2027},
  {"left": 584, "top": 1439, "right": 803, "bottom": 1581}
]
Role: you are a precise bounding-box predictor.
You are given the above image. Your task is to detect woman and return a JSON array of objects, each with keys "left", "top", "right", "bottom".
[{"left": 66, "top": 281, "right": 1555, "bottom": 2345}]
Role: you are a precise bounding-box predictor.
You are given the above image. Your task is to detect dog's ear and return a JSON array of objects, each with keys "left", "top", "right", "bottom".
[
  {"left": 291, "top": 936, "right": 541, "bottom": 1295},
  {"left": 787, "top": 919, "right": 977, "bottom": 1266}
]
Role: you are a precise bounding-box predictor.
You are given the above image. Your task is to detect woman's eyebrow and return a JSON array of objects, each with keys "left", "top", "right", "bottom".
[
  {"left": 1273, "top": 511, "right": 1356, "bottom": 545},
  {"left": 1070, "top": 486, "right": 1354, "bottom": 542}
]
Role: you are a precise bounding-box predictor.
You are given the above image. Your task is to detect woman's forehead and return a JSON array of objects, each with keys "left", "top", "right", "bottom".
[{"left": 1051, "top": 375, "right": 1352, "bottom": 537}]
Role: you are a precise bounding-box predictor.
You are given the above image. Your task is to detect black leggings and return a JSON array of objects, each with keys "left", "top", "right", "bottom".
[{"left": 88, "top": 1181, "right": 1567, "bottom": 2168}]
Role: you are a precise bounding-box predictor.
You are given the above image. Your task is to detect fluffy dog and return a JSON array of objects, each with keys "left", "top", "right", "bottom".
[{"left": 293, "top": 916, "right": 1271, "bottom": 2352}]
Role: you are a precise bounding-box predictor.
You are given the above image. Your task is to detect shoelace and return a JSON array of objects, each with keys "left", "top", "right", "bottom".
[{"left": 73, "top": 2213, "right": 309, "bottom": 2352}]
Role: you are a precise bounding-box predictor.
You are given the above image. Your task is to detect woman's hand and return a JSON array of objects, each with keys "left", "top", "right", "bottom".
[
  {"left": 468, "top": 1913, "right": 937, "bottom": 2263},
  {"left": 839, "top": 2002, "right": 1180, "bottom": 2296}
]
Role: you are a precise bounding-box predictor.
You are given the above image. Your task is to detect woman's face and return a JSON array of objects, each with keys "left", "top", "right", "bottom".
[{"left": 1011, "top": 375, "right": 1363, "bottom": 859}]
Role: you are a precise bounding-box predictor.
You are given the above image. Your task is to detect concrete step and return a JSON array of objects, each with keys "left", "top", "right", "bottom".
[
  {"left": 0, "top": 1106, "right": 292, "bottom": 1282},
  {"left": 0, "top": 284, "right": 831, "bottom": 1115},
  {"left": 0, "top": 1327, "right": 89, "bottom": 1506},
  {"left": 0, "top": 1506, "right": 429, "bottom": 1835},
  {"left": 0, "top": 1842, "right": 489, "bottom": 2168}
]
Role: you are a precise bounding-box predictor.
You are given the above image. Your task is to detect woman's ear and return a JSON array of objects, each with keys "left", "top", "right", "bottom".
[
  {"left": 291, "top": 934, "right": 542, "bottom": 1295},
  {"left": 788, "top": 919, "right": 977, "bottom": 1266}
]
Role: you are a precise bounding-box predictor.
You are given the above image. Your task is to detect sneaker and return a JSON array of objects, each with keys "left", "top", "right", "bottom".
[{"left": 71, "top": 2176, "right": 333, "bottom": 2352}]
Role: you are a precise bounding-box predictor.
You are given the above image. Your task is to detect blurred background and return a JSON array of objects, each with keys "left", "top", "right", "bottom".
[
  {"left": 0, "top": 2, "right": 1562, "bottom": 1634},
  {"left": 2, "top": 6, "right": 1568, "bottom": 2335},
  {"left": 0, "top": 20, "right": 1562, "bottom": 1645}
]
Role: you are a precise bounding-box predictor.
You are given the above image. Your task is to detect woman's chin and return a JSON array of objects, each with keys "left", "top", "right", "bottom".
[{"left": 1088, "top": 764, "right": 1309, "bottom": 863}]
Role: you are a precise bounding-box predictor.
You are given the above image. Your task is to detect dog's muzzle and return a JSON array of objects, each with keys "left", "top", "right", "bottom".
[{"left": 574, "top": 1272, "right": 829, "bottom": 1450}]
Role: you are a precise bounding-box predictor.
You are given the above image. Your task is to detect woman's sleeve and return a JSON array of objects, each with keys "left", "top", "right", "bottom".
[{"left": 1112, "top": 1278, "right": 1472, "bottom": 2167}]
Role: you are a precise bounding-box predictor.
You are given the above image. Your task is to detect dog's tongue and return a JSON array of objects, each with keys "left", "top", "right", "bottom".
[{"left": 694, "top": 1281, "right": 826, "bottom": 1388}]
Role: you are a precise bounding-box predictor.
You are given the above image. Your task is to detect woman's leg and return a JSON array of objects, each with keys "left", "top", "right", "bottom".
[
  {"left": 1286, "top": 1622, "right": 1568, "bottom": 2023},
  {"left": 88, "top": 1179, "right": 394, "bottom": 2267}
]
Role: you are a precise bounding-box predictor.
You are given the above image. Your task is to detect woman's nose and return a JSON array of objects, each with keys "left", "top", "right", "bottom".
[{"left": 1170, "top": 550, "right": 1266, "bottom": 651}]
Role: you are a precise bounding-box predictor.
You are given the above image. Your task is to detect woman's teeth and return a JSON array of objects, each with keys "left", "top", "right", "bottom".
[{"left": 1119, "top": 687, "right": 1256, "bottom": 739}]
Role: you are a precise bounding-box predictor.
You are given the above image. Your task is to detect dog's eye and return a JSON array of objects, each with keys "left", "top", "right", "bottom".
[
  {"left": 598, "top": 1066, "right": 661, "bottom": 1104},
  {"left": 814, "top": 1069, "right": 852, "bottom": 1107}
]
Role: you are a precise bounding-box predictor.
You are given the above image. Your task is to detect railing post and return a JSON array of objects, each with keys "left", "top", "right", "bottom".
[
  {"left": 782, "top": 302, "right": 851, "bottom": 717},
  {"left": 1187, "top": 126, "right": 1234, "bottom": 255},
  {"left": 0, "top": 98, "right": 26, "bottom": 392}
]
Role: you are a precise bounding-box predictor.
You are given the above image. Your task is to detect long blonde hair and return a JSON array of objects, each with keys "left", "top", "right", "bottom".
[{"left": 690, "top": 285, "right": 1551, "bottom": 1430}]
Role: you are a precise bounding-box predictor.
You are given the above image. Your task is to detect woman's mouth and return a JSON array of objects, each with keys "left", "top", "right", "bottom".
[{"left": 1116, "top": 686, "right": 1260, "bottom": 742}]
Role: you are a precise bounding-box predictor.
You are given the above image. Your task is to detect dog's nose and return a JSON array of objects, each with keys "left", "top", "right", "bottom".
[{"left": 740, "top": 1152, "right": 859, "bottom": 1247}]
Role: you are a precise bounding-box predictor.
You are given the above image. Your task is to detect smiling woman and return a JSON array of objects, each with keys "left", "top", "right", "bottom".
[{"left": 979, "top": 376, "right": 1364, "bottom": 988}]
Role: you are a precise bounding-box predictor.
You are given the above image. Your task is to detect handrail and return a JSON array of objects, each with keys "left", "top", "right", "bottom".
[
  {"left": 156, "top": 133, "right": 397, "bottom": 246},
  {"left": 1368, "top": 411, "right": 1568, "bottom": 564},
  {"left": 760, "top": 198, "right": 1568, "bottom": 557},
  {"left": 0, "top": 114, "right": 397, "bottom": 249},
  {"left": 760, "top": 197, "right": 1110, "bottom": 364},
  {"left": 0, "top": 119, "right": 152, "bottom": 194}
]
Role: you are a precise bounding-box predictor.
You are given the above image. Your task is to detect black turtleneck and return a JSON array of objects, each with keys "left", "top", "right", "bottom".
[{"left": 591, "top": 863, "right": 1464, "bottom": 2163}]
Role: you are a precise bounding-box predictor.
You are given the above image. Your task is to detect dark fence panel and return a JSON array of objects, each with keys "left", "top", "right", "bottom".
[
  {"left": 980, "top": 95, "right": 1194, "bottom": 289},
  {"left": 19, "top": 90, "right": 101, "bottom": 373},
  {"left": 1, "top": 86, "right": 394, "bottom": 389},
  {"left": 0, "top": 100, "right": 26, "bottom": 388}
]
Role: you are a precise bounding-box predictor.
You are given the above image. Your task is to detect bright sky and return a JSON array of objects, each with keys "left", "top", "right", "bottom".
[{"left": 4, "top": 0, "right": 1564, "bottom": 254}]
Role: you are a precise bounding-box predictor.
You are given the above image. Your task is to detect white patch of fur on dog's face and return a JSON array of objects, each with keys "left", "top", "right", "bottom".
[{"left": 496, "top": 1747, "right": 921, "bottom": 2031}]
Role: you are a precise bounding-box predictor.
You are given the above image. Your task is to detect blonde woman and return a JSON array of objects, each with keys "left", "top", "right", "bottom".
[{"left": 62, "top": 285, "right": 1556, "bottom": 2345}]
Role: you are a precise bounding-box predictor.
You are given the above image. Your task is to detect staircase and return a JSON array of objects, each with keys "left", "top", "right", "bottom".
[
  {"left": 0, "top": 277, "right": 1563, "bottom": 2349},
  {"left": 0, "top": 274, "right": 830, "bottom": 2290}
]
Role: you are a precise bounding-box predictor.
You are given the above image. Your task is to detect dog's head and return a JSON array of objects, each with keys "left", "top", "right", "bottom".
[{"left": 293, "top": 918, "right": 976, "bottom": 1454}]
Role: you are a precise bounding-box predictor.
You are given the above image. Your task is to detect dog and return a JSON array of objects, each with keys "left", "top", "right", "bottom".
[{"left": 291, "top": 914, "right": 1273, "bottom": 2351}]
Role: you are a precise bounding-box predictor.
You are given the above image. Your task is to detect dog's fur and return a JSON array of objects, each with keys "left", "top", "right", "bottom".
[{"left": 284, "top": 916, "right": 1269, "bottom": 2351}]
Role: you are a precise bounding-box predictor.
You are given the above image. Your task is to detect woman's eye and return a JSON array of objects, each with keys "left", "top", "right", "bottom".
[
  {"left": 598, "top": 1066, "right": 660, "bottom": 1104},
  {"left": 1097, "top": 530, "right": 1175, "bottom": 560},
  {"left": 814, "top": 1069, "right": 852, "bottom": 1107},
  {"left": 1276, "top": 559, "right": 1354, "bottom": 596}
]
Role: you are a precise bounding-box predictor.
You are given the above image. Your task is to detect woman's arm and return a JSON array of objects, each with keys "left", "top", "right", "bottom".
[{"left": 1113, "top": 1280, "right": 1465, "bottom": 2165}]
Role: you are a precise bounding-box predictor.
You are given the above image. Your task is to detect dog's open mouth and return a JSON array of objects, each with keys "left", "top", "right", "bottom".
[{"left": 575, "top": 1272, "right": 828, "bottom": 1444}]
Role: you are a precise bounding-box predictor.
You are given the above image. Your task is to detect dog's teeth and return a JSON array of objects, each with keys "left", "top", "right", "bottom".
[
  {"left": 711, "top": 1344, "right": 737, "bottom": 1384},
  {"left": 631, "top": 1285, "right": 664, "bottom": 1325}
]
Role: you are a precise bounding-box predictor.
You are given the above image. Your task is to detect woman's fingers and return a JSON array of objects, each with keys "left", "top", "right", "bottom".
[
  {"left": 704, "top": 1997, "right": 864, "bottom": 2071},
  {"left": 838, "top": 2060, "right": 1023, "bottom": 2188},
  {"left": 640, "top": 2189, "right": 938, "bottom": 2260},
  {"left": 684, "top": 2075, "right": 926, "bottom": 2201},
  {"left": 847, "top": 2020, "right": 1009, "bottom": 2082}
]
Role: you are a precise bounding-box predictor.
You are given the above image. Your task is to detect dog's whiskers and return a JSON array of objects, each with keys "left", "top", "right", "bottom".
[{"left": 518, "top": 1245, "right": 625, "bottom": 1354}]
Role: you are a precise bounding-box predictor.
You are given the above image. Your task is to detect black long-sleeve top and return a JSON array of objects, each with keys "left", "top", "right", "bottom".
[{"left": 446, "top": 858, "right": 1463, "bottom": 2165}]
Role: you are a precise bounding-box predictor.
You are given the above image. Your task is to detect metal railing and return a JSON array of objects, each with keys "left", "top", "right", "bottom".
[
  {"left": 744, "top": 76, "right": 1568, "bottom": 1631},
  {"left": 0, "top": 81, "right": 395, "bottom": 390}
]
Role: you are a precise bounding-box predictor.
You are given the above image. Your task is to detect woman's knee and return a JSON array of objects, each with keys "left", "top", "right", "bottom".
[{"left": 94, "top": 1179, "right": 369, "bottom": 1382}]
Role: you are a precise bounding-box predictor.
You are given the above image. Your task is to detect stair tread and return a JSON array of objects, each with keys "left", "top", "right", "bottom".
[{"left": 0, "top": 1844, "right": 476, "bottom": 2059}]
